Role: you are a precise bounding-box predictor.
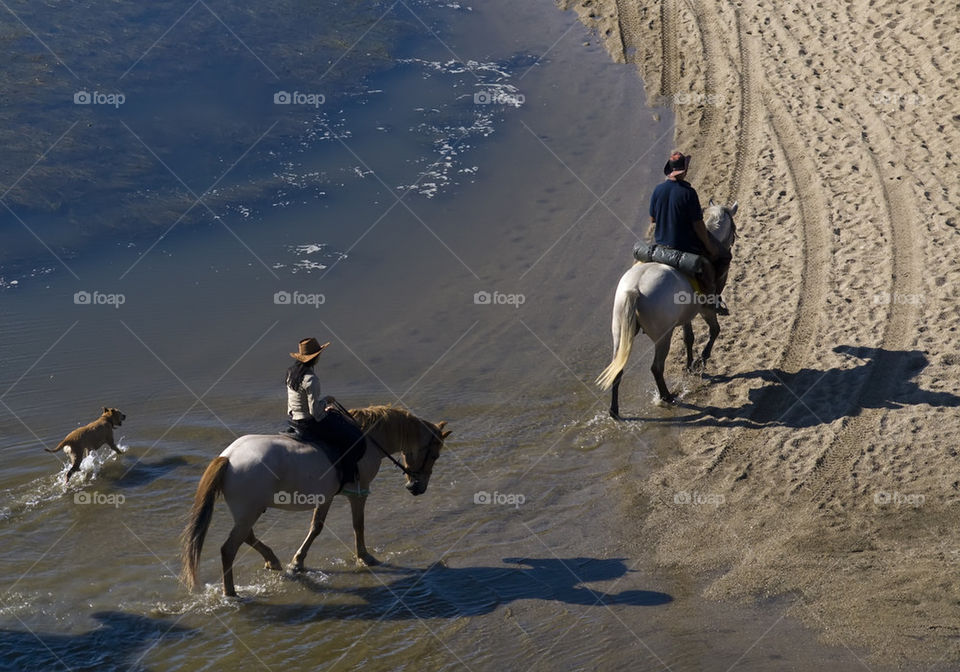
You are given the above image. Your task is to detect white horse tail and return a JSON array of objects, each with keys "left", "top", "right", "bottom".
[
  {"left": 596, "top": 286, "right": 638, "bottom": 390},
  {"left": 181, "top": 456, "right": 229, "bottom": 591}
]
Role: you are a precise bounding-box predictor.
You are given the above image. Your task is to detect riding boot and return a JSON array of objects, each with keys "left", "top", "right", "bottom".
[{"left": 700, "top": 260, "right": 730, "bottom": 316}]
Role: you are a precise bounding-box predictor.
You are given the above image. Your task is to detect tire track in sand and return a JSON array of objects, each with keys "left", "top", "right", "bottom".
[
  {"left": 684, "top": 0, "right": 720, "bottom": 156},
  {"left": 707, "top": 10, "right": 831, "bottom": 473},
  {"left": 799, "top": 112, "right": 922, "bottom": 503},
  {"left": 726, "top": 6, "right": 922, "bottom": 498},
  {"left": 726, "top": 6, "right": 755, "bottom": 204},
  {"left": 659, "top": 0, "right": 680, "bottom": 97}
]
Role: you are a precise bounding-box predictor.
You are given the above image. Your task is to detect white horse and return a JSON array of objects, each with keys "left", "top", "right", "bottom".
[
  {"left": 596, "top": 201, "right": 738, "bottom": 418},
  {"left": 181, "top": 405, "right": 451, "bottom": 597}
]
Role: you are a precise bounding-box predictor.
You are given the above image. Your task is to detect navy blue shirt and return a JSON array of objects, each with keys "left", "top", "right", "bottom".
[{"left": 649, "top": 179, "right": 704, "bottom": 254}]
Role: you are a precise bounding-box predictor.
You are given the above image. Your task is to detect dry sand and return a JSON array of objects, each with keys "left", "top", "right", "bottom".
[{"left": 560, "top": 0, "right": 960, "bottom": 665}]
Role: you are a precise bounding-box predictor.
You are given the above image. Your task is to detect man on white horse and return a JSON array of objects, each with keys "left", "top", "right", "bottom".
[
  {"left": 647, "top": 151, "right": 730, "bottom": 316},
  {"left": 286, "top": 337, "right": 366, "bottom": 488}
]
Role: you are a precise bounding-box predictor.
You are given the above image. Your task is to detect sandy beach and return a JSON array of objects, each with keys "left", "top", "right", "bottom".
[{"left": 561, "top": 0, "right": 960, "bottom": 665}]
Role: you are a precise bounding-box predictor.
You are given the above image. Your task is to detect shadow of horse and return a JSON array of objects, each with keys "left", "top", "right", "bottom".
[
  {"left": 0, "top": 611, "right": 193, "bottom": 670},
  {"left": 251, "top": 557, "right": 672, "bottom": 623},
  {"left": 633, "top": 345, "right": 959, "bottom": 428}
]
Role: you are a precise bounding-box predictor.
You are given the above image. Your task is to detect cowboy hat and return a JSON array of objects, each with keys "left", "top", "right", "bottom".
[
  {"left": 290, "top": 337, "right": 330, "bottom": 363},
  {"left": 663, "top": 151, "right": 691, "bottom": 177}
]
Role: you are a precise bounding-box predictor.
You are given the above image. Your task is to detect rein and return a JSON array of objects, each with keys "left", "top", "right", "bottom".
[{"left": 331, "top": 400, "right": 415, "bottom": 477}]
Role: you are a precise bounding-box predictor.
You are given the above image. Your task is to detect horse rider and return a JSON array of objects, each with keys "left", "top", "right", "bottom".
[
  {"left": 648, "top": 151, "right": 730, "bottom": 315},
  {"left": 286, "top": 337, "right": 366, "bottom": 486}
]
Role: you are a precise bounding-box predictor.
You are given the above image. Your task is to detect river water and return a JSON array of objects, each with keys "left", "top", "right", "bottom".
[{"left": 0, "top": 1, "right": 885, "bottom": 670}]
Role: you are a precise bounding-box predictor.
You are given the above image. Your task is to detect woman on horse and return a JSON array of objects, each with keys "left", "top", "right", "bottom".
[{"left": 286, "top": 337, "right": 366, "bottom": 486}]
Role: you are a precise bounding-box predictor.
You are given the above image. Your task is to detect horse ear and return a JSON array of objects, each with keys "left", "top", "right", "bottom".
[
  {"left": 730, "top": 201, "right": 738, "bottom": 215},
  {"left": 709, "top": 198, "right": 715, "bottom": 207},
  {"left": 436, "top": 421, "right": 447, "bottom": 430},
  {"left": 441, "top": 430, "right": 452, "bottom": 440},
  {"left": 102, "top": 406, "right": 108, "bottom": 414}
]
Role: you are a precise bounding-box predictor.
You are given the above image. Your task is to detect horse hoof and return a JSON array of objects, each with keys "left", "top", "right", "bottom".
[
  {"left": 265, "top": 561, "right": 283, "bottom": 571},
  {"left": 609, "top": 410, "right": 623, "bottom": 421},
  {"left": 357, "top": 554, "right": 380, "bottom": 567},
  {"left": 287, "top": 562, "right": 304, "bottom": 573}
]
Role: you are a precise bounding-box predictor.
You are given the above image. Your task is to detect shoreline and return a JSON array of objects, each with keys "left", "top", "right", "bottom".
[{"left": 560, "top": 0, "right": 960, "bottom": 664}]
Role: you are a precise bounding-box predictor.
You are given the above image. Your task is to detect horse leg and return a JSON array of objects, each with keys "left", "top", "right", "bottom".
[
  {"left": 609, "top": 371, "right": 624, "bottom": 421},
  {"left": 220, "top": 522, "right": 253, "bottom": 597},
  {"left": 245, "top": 530, "right": 282, "bottom": 571},
  {"left": 699, "top": 310, "right": 722, "bottom": 365},
  {"left": 289, "top": 501, "right": 333, "bottom": 572},
  {"left": 349, "top": 494, "right": 379, "bottom": 567},
  {"left": 651, "top": 332, "right": 676, "bottom": 403},
  {"left": 682, "top": 323, "right": 695, "bottom": 371}
]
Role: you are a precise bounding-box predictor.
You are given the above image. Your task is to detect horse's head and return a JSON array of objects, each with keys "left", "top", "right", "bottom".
[
  {"left": 350, "top": 405, "right": 452, "bottom": 497},
  {"left": 704, "top": 199, "right": 738, "bottom": 251},
  {"left": 402, "top": 419, "right": 451, "bottom": 496}
]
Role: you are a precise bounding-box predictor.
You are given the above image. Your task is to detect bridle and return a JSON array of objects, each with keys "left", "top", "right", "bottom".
[{"left": 333, "top": 400, "right": 439, "bottom": 480}]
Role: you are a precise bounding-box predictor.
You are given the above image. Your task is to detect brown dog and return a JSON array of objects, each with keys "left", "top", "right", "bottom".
[{"left": 47, "top": 407, "right": 126, "bottom": 482}]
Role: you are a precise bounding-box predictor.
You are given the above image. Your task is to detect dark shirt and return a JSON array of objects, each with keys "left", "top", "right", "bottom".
[{"left": 649, "top": 179, "right": 704, "bottom": 254}]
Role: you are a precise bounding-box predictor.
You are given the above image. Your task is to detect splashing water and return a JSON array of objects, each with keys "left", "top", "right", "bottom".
[{"left": 0, "top": 442, "right": 129, "bottom": 521}]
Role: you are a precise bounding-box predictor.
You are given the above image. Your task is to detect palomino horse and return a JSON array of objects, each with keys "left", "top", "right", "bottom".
[
  {"left": 596, "top": 201, "right": 737, "bottom": 417},
  {"left": 181, "top": 405, "right": 450, "bottom": 597}
]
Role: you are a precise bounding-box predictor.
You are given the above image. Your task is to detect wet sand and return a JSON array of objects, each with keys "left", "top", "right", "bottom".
[{"left": 560, "top": 0, "right": 960, "bottom": 665}]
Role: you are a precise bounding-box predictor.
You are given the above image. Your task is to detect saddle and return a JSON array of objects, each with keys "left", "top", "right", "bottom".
[
  {"left": 633, "top": 242, "right": 703, "bottom": 293},
  {"left": 281, "top": 424, "right": 352, "bottom": 487}
]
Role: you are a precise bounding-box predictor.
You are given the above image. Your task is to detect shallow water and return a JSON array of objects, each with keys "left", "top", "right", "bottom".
[{"left": 0, "top": 1, "right": 893, "bottom": 670}]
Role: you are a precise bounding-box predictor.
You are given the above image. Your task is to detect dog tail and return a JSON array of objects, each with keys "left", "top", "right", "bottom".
[
  {"left": 46, "top": 439, "right": 68, "bottom": 453},
  {"left": 180, "top": 456, "right": 229, "bottom": 592}
]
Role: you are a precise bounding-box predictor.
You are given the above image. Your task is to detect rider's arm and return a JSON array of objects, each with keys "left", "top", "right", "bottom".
[
  {"left": 693, "top": 218, "right": 719, "bottom": 258},
  {"left": 646, "top": 216, "right": 656, "bottom": 241},
  {"left": 303, "top": 374, "right": 326, "bottom": 421}
]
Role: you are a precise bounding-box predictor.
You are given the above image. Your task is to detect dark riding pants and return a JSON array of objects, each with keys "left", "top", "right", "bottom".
[{"left": 291, "top": 412, "right": 367, "bottom": 485}]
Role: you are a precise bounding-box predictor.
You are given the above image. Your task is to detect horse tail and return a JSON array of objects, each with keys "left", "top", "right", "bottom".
[
  {"left": 180, "top": 456, "right": 229, "bottom": 591},
  {"left": 45, "top": 439, "right": 68, "bottom": 453},
  {"left": 596, "top": 286, "right": 638, "bottom": 390}
]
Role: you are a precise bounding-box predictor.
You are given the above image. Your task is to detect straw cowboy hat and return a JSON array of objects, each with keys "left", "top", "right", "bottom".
[{"left": 290, "top": 337, "right": 330, "bottom": 363}]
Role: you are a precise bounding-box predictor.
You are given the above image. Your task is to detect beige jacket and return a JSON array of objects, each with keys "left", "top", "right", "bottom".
[{"left": 287, "top": 372, "right": 326, "bottom": 421}]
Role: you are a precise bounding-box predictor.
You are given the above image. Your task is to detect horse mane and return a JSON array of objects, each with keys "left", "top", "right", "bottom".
[
  {"left": 349, "top": 405, "right": 425, "bottom": 453},
  {"left": 704, "top": 204, "right": 738, "bottom": 245}
]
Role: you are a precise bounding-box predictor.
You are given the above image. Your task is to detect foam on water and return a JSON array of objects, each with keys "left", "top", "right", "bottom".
[
  {"left": 394, "top": 57, "right": 527, "bottom": 198},
  {"left": 271, "top": 243, "right": 347, "bottom": 274}
]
